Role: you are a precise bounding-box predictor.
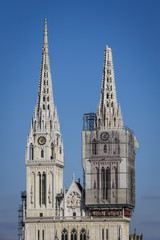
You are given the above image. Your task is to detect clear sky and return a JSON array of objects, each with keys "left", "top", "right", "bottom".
[{"left": 0, "top": 0, "right": 160, "bottom": 240}]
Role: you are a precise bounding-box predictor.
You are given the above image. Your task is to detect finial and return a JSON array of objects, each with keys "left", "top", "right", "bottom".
[
  {"left": 73, "top": 173, "right": 75, "bottom": 181},
  {"left": 43, "top": 18, "right": 48, "bottom": 44}
]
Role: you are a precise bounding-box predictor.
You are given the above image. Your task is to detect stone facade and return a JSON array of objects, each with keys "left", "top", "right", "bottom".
[{"left": 21, "top": 19, "right": 139, "bottom": 240}]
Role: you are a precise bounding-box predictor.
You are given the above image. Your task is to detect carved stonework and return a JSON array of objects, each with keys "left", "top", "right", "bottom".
[{"left": 66, "top": 191, "right": 81, "bottom": 207}]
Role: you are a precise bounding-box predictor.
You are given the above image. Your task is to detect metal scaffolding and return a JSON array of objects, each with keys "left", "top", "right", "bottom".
[{"left": 18, "top": 191, "right": 26, "bottom": 240}]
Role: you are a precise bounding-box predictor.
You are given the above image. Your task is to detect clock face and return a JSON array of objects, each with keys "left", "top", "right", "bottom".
[
  {"left": 101, "top": 132, "right": 109, "bottom": 141},
  {"left": 38, "top": 136, "right": 46, "bottom": 145}
]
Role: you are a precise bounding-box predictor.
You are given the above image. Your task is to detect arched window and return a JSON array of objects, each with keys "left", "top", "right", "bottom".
[
  {"left": 97, "top": 167, "right": 99, "bottom": 190},
  {"left": 43, "top": 104, "right": 45, "bottom": 110},
  {"left": 107, "top": 93, "right": 109, "bottom": 99},
  {"left": 104, "top": 144, "right": 107, "bottom": 153},
  {"left": 51, "top": 143, "right": 54, "bottom": 159},
  {"left": 48, "top": 105, "right": 50, "bottom": 110},
  {"left": 111, "top": 93, "right": 113, "bottom": 99},
  {"left": 61, "top": 228, "right": 68, "bottom": 240},
  {"left": 106, "top": 168, "right": 110, "bottom": 200},
  {"left": 29, "top": 144, "right": 34, "bottom": 160},
  {"left": 92, "top": 139, "right": 97, "bottom": 155},
  {"left": 39, "top": 172, "right": 46, "bottom": 206},
  {"left": 114, "top": 117, "right": 116, "bottom": 127},
  {"left": 47, "top": 88, "right": 49, "bottom": 93},
  {"left": 111, "top": 102, "right": 113, "bottom": 107},
  {"left": 118, "top": 226, "right": 122, "bottom": 240},
  {"left": 80, "top": 228, "right": 86, "bottom": 240},
  {"left": 43, "top": 96, "right": 45, "bottom": 101},
  {"left": 41, "top": 149, "right": 44, "bottom": 158},
  {"left": 101, "top": 168, "right": 105, "bottom": 199},
  {"left": 98, "top": 118, "right": 101, "bottom": 128},
  {"left": 71, "top": 229, "right": 77, "bottom": 240},
  {"left": 47, "top": 96, "right": 49, "bottom": 101}
]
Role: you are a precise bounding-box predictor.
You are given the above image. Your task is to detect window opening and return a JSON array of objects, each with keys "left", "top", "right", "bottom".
[
  {"left": 71, "top": 229, "right": 77, "bottom": 240},
  {"left": 80, "top": 228, "right": 86, "bottom": 240}
]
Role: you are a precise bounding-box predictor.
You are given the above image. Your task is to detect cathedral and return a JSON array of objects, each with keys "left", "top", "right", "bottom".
[{"left": 18, "top": 19, "right": 139, "bottom": 240}]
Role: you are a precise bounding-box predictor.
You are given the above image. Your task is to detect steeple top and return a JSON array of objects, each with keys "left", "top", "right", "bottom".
[
  {"left": 32, "top": 19, "right": 60, "bottom": 133},
  {"left": 97, "top": 46, "right": 123, "bottom": 129},
  {"left": 43, "top": 18, "right": 48, "bottom": 44}
]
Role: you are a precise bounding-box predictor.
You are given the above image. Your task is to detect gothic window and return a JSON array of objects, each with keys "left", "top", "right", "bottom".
[
  {"left": 41, "top": 149, "right": 44, "bottom": 158},
  {"left": 106, "top": 168, "right": 110, "bottom": 200},
  {"left": 47, "top": 96, "right": 49, "bottom": 101},
  {"left": 38, "top": 230, "right": 40, "bottom": 240},
  {"left": 42, "top": 230, "right": 44, "bottom": 240},
  {"left": 114, "top": 117, "right": 116, "bottom": 127},
  {"left": 47, "top": 88, "right": 49, "bottom": 93},
  {"left": 44, "top": 80, "right": 45, "bottom": 85},
  {"left": 107, "top": 77, "right": 109, "bottom": 82},
  {"left": 111, "top": 93, "right": 113, "bottom": 99},
  {"left": 61, "top": 229, "right": 68, "bottom": 240},
  {"left": 57, "top": 136, "right": 59, "bottom": 146},
  {"left": 97, "top": 167, "right": 99, "bottom": 189},
  {"left": 107, "top": 69, "right": 111, "bottom": 75},
  {"left": 47, "top": 80, "right": 48, "bottom": 85},
  {"left": 60, "top": 145, "right": 62, "bottom": 154},
  {"left": 106, "top": 229, "right": 108, "bottom": 240},
  {"left": 43, "top": 96, "right": 45, "bottom": 101},
  {"left": 29, "top": 144, "right": 34, "bottom": 160},
  {"left": 110, "top": 78, "right": 112, "bottom": 83},
  {"left": 111, "top": 102, "right": 113, "bottom": 107},
  {"left": 44, "top": 72, "right": 48, "bottom": 77},
  {"left": 48, "top": 105, "right": 50, "bottom": 110},
  {"left": 101, "top": 168, "right": 105, "bottom": 199},
  {"left": 104, "top": 144, "right": 107, "bottom": 153},
  {"left": 71, "top": 229, "right": 77, "bottom": 240},
  {"left": 107, "top": 93, "right": 109, "bottom": 99},
  {"left": 98, "top": 118, "right": 101, "bottom": 127},
  {"left": 80, "top": 228, "right": 86, "bottom": 240},
  {"left": 110, "top": 85, "right": 112, "bottom": 91},
  {"left": 118, "top": 226, "right": 122, "bottom": 240},
  {"left": 102, "top": 229, "right": 104, "bottom": 240},
  {"left": 43, "top": 104, "right": 45, "bottom": 110},
  {"left": 115, "top": 167, "right": 118, "bottom": 189},
  {"left": 39, "top": 173, "right": 46, "bottom": 206},
  {"left": 107, "top": 102, "right": 109, "bottom": 107},
  {"left": 92, "top": 139, "right": 97, "bottom": 155},
  {"left": 44, "top": 64, "right": 47, "bottom": 70},
  {"left": 51, "top": 143, "right": 54, "bottom": 159}
]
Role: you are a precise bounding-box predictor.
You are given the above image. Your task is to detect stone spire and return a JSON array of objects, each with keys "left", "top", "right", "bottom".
[
  {"left": 97, "top": 46, "right": 123, "bottom": 129},
  {"left": 30, "top": 19, "right": 60, "bottom": 133}
]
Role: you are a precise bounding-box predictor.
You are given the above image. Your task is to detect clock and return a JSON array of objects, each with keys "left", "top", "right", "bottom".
[
  {"left": 101, "top": 132, "right": 109, "bottom": 141},
  {"left": 38, "top": 136, "right": 46, "bottom": 145}
]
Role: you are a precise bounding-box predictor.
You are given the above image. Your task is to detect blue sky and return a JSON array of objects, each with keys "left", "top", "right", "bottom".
[{"left": 0, "top": 0, "right": 160, "bottom": 239}]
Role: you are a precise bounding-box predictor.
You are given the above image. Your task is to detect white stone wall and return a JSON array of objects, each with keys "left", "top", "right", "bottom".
[{"left": 25, "top": 217, "right": 130, "bottom": 240}]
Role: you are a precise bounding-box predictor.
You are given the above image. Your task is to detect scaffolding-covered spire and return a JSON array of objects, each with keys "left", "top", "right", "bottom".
[{"left": 97, "top": 46, "right": 123, "bottom": 129}]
